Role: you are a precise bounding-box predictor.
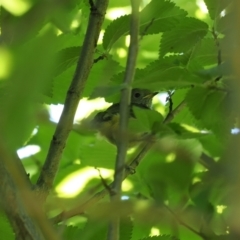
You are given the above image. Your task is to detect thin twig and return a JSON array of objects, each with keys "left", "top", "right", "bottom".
[
  {"left": 36, "top": 0, "right": 109, "bottom": 198},
  {"left": 163, "top": 100, "right": 186, "bottom": 124},
  {"left": 139, "top": 18, "right": 155, "bottom": 40},
  {"left": 107, "top": 1, "right": 140, "bottom": 239},
  {"left": 166, "top": 90, "right": 174, "bottom": 115},
  {"left": 164, "top": 205, "right": 207, "bottom": 240},
  {"left": 211, "top": 27, "right": 222, "bottom": 81},
  {"left": 93, "top": 54, "right": 106, "bottom": 63},
  {"left": 96, "top": 168, "right": 114, "bottom": 195}
]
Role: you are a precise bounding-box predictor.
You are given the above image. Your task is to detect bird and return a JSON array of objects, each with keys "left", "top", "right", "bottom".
[{"left": 92, "top": 88, "right": 158, "bottom": 146}]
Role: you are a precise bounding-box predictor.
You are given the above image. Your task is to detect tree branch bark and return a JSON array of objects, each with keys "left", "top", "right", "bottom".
[
  {"left": 107, "top": 1, "right": 140, "bottom": 240},
  {"left": 36, "top": 0, "right": 109, "bottom": 198},
  {"left": 0, "top": 143, "right": 59, "bottom": 240}
]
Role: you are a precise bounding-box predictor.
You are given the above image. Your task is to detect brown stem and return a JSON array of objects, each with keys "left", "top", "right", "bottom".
[{"left": 36, "top": 0, "right": 109, "bottom": 198}]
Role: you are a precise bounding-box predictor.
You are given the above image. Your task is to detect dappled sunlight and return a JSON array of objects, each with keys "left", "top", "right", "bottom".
[
  {"left": 56, "top": 167, "right": 114, "bottom": 198},
  {"left": 49, "top": 98, "right": 111, "bottom": 123},
  {"left": 196, "top": 0, "right": 208, "bottom": 19},
  {"left": 150, "top": 227, "right": 160, "bottom": 236},
  {"left": 181, "top": 124, "right": 200, "bottom": 133},
  {"left": 106, "top": 7, "right": 131, "bottom": 20},
  {"left": 216, "top": 205, "right": 227, "bottom": 214},
  {"left": 122, "top": 178, "right": 134, "bottom": 192},
  {"left": 0, "top": 47, "right": 13, "bottom": 79},
  {"left": 98, "top": 30, "right": 105, "bottom": 45},
  {"left": 140, "top": 50, "right": 158, "bottom": 60},
  {"left": 116, "top": 48, "right": 127, "bottom": 58},
  {"left": 125, "top": 35, "right": 130, "bottom": 47},
  {"left": 17, "top": 145, "right": 41, "bottom": 159},
  {"left": 165, "top": 152, "right": 176, "bottom": 163},
  {"left": 56, "top": 166, "right": 134, "bottom": 197},
  {"left": 1, "top": 0, "right": 32, "bottom": 16}
]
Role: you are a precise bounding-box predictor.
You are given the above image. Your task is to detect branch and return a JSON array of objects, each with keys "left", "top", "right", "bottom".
[
  {"left": 0, "top": 143, "right": 59, "bottom": 240},
  {"left": 107, "top": 1, "right": 140, "bottom": 239},
  {"left": 36, "top": 0, "right": 109, "bottom": 197},
  {"left": 211, "top": 27, "right": 222, "bottom": 81},
  {"left": 164, "top": 205, "right": 207, "bottom": 239},
  {"left": 163, "top": 100, "right": 186, "bottom": 124}
]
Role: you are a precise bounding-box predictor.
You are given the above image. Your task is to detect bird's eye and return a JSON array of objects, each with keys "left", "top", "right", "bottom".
[{"left": 134, "top": 92, "right": 141, "bottom": 98}]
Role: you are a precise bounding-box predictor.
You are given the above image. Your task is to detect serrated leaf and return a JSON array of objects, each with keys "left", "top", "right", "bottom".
[
  {"left": 53, "top": 58, "right": 121, "bottom": 103},
  {"left": 133, "top": 66, "right": 204, "bottom": 90},
  {"left": 139, "top": 0, "right": 187, "bottom": 35},
  {"left": 204, "top": 0, "right": 230, "bottom": 20},
  {"left": 188, "top": 38, "right": 219, "bottom": 70},
  {"left": 196, "top": 62, "right": 232, "bottom": 80},
  {"left": 185, "top": 87, "right": 228, "bottom": 135},
  {"left": 103, "top": 15, "right": 130, "bottom": 50},
  {"left": 103, "top": 0, "right": 187, "bottom": 50},
  {"left": 107, "top": 57, "right": 205, "bottom": 95},
  {"left": 160, "top": 17, "right": 208, "bottom": 57},
  {"left": 55, "top": 46, "right": 81, "bottom": 76},
  {"left": 120, "top": 217, "right": 133, "bottom": 240},
  {"left": 139, "top": 234, "right": 179, "bottom": 240}
]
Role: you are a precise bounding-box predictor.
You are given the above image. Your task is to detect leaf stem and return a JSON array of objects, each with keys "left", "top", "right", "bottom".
[
  {"left": 165, "top": 205, "right": 207, "bottom": 239},
  {"left": 36, "top": 0, "right": 109, "bottom": 196},
  {"left": 0, "top": 143, "right": 59, "bottom": 240},
  {"left": 163, "top": 100, "right": 186, "bottom": 124}
]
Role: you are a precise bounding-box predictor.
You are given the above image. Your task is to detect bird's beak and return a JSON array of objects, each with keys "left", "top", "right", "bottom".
[{"left": 143, "top": 92, "right": 158, "bottom": 99}]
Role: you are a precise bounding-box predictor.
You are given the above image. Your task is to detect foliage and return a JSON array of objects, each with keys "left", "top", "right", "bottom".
[{"left": 0, "top": 0, "right": 239, "bottom": 239}]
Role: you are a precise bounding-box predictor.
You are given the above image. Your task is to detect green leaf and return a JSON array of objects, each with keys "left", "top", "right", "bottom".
[
  {"left": 103, "top": 0, "right": 187, "bottom": 50},
  {"left": 169, "top": 88, "right": 195, "bottom": 126},
  {"left": 80, "top": 219, "right": 108, "bottom": 240},
  {"left": 188, "top": 38, "right": 219, "bottom": 71},
  {"left": 62, "top": 225, "right": 83, "bottom": 240},
  {"left": 185, "top": 87, "right": 228, "bottom": 135},
  {"left": 0, "top": 30, "right": 57, "bottom": 150},
  {"left": 139, "top": 0, "right": 187, "bottom": 35},
  {"left": 167, "top": 122, "right": 205, "bottom": 139},
  {"left": 79, "top": 139, "right": 116, "bottom": 169},
  {"left": 107, "top": 57, "right": 206, "bottom": 95},
  {"left": 160, "top": 17, "right": 208, "bottom": 57},
  {"left": 216, "top": 14, "right": 232, "bottom": 34},
  {"left": 55, "top": 46, "right": 81, "bottom": 76},
  {"left": 139, "top": 234, "right": 179, "bottom": 240},
  {"left": 131, "top": 106, "right": 164, "bottom": 133},
  {"left": 133, "top": 66, "right": 204, "bottom": 90},
  {"left": 53, "top": 57, "right": 121, "bottom": 103},
  {"left": 0, "top": 212, "right": 14, "bottom": 240},
  {"left": 141, "top": 139, "right": 197, "bottom": 206},
  {"left": 198, "top": 134, "right": 224, "bottom": 157},
  {"left": 103, "top": 15, "right": 130, "bottom": 51},
  {"left": 203, "top": 0, "right": 230, "bottom": 20},
  {"left": 120, "top": 217, "right": 133, "bottom": 240}
]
